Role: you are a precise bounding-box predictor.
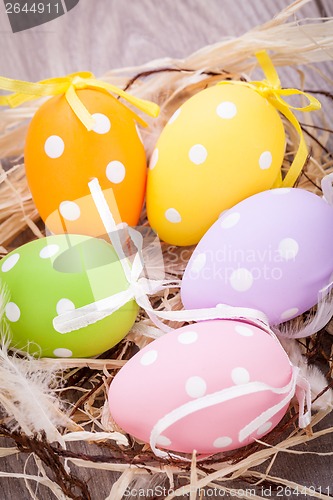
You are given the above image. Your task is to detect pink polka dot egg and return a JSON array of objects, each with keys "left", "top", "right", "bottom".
[
  {"left": 181, "top": 188, "right": 333, "bottom": 326},
  {"left": 0, "top": 234, "right": 138, "bottom": 357},
  {"left": 108, "top": 320, "right": 293, "bottom": 455}
]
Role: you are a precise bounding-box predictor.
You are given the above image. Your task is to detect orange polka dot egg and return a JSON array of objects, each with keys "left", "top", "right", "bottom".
[
  {"left": 146, "top": 84, "right": 286, "bottom": 246},
  {"left": 25, "top": 89, "right": 147, "bottom": 236}
]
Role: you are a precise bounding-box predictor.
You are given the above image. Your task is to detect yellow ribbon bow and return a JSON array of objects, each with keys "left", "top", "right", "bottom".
[
  {"left": 0, "top": 71, "right": 159, "bottom": 130},
  {"left": 218, "top": 50, "right": 321, "bottom": 187}
]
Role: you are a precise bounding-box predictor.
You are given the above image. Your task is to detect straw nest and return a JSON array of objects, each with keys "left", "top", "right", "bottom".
[{"left": 0, "top": 1, "right": 333, "bottom": 499}]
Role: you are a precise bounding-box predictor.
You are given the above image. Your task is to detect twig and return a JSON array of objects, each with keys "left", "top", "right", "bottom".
[
  {"left": 122, "top": 66, "right": 230, "bottom": 91},
  {"left": 0, "top": 426, "right": 91, "bottom": 500}
]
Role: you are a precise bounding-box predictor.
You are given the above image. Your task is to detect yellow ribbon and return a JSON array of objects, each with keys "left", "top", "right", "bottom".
[
  {"left": 218, "top": 50, "right": 321, "bottom": 187},
  {"left": 0, "top": 71, "right": 159, "bottom": 130}
]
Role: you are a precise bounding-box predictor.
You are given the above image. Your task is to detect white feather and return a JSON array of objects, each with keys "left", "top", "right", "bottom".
[
  {"left": 0, "top": 282, "right": 71, "bottom": 445},
  {"left": 279, "top": 337, "right": 333, "bottom": 412},
  {"left": 276, "top": 282, "right": 333, "bottom": 339},
  {"left": 126, "top": 473, "right": 171, "bottom": 499},
  {"left": 305, "top": 365, "right": 333, "bottom": 412}
]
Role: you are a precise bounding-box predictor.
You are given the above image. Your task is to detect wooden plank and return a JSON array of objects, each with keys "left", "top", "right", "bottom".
[{"left": 0, "top": 0, "right": 331, "bottom": 81}]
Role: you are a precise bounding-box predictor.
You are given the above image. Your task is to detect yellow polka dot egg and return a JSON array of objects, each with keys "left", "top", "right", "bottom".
[
  {"left": 147, "top": 84, "right": 285, "bottom": 246},
  {"left": 24, "top": 89, "right": 147, "bottom": 237},
  {"left": 0, "top": 235, "right": 138, "bottom": 358}
]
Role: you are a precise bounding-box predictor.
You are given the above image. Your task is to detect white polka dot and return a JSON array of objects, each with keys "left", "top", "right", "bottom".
[
  {"left": 189, "top": 144, "right": 208, "bottom": 165},
  {"left": 259, "top": 151, "right": 273, "bottom": 170},
  {"left": 216, "top": 101, "right": 237, "bottom": 119},
  {"left": 168, "top": 107, "right": 181, "bottom": 124},
  {"left": 220, "top": 212, "right": 240, "bottom": 229},
  {"left": 91, "top": 113, "right": 111, "bottom": 134},
  {"left": 278, "top": 238, "right": 299, "bottom": 260},
  {"left": 272, "top": 188, "right": 292, "bottom": 195},
  {"left": 39, "top": 244, "right": 60, "bottom": 259},
  {"left": 135, "top": 124, "right": 144, "bottom": 144},
  {"left": 53, "top": 348, "right": 73, "bottom": 358},
  {"left": 1, "top": 253, "right": 20, "bottom": 272},
  {"left": 235, "top": 324, "right": 254, "bottom": 337},
  {"left": 140, "top": 350, "right": 158, "bottom": 366},
  {"left": 156, "top": 435, "right": 171, "bottom": 447},
  {"left": 230, "top": 268, "right": 254, "bottom": 292},
  {"left": 56, "top": 298, "right": 75, "bottom": 316},
  {"left": 149, "top": 148, "right": 158, "bottom": 170},
  {"left": 231, "top": 367, "right": 250, "bottom": 385},
  {"left": 59, "top": 201, "right": 81, "bottom": 221},
  {"left": 106, "top": 161, "right": 126, "bottom": 184},
  {"left": 257, "top": 421, "right": 273, "bottom": 436},
  {"left": 5, "top": 302, "right": 21, "bottom": 322},
  {"left": 165, "top": 208, "right": 181, "bottom": 223},
  {"left": 191, "top": 253, "right": 206, "bottom": 274},
  {"left": 44, "top": 135, "right": 65, "bottom": 159},
  {"left": 213, "top": 436, "right": 233, "bottom": 448},
  {"left": 280, "top": 307, "right": 299, "bottom": 321},
  {"left": 185, "top": 376, "right": 207, "bottom": 398},
  {"left": 178, "top": 330, "right": 198, "bottom": 345}
]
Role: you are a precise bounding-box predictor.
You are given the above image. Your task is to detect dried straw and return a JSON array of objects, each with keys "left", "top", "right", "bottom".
[{"left": 1, "top": 0, "right": 333, "bottom": 498}]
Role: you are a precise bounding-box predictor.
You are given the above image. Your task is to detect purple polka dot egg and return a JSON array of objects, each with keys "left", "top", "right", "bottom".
[
  {"left": 181, "top": 188, "right": 333, "bottom": 325},
  {"left": 109, "top": 320, "right": 293, "bottom": 455}
]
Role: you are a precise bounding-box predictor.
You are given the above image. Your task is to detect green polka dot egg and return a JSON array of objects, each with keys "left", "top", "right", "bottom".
[
  {"left": 0, "top": 235, "right": 138, "bottom": 358},
  {"left": 147, "top": 84, "right": 286, "bottom": 246}
]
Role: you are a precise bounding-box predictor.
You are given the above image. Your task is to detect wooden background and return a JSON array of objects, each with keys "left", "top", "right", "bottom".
[
  {"left": 0, "top": 0, "right": 333, "bottom": 499},
  {"left": 0, "top": 0, "right": 332, "bottom": 81}
]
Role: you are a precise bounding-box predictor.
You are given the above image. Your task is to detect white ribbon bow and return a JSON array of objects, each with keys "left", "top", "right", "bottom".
[{"left": 53, "top": 178, "right": 272, "bottom": 334}]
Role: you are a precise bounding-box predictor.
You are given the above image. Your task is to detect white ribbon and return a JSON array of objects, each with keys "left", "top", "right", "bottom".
[
  {"left": 150, "top": 365, "right": 312, "bottom": 459},
  {"left": 321, "top": 173, "right": 333, "bottom": 206},
  {"left": 53, "top": 178, "right": 271, "bottom": 335}
]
